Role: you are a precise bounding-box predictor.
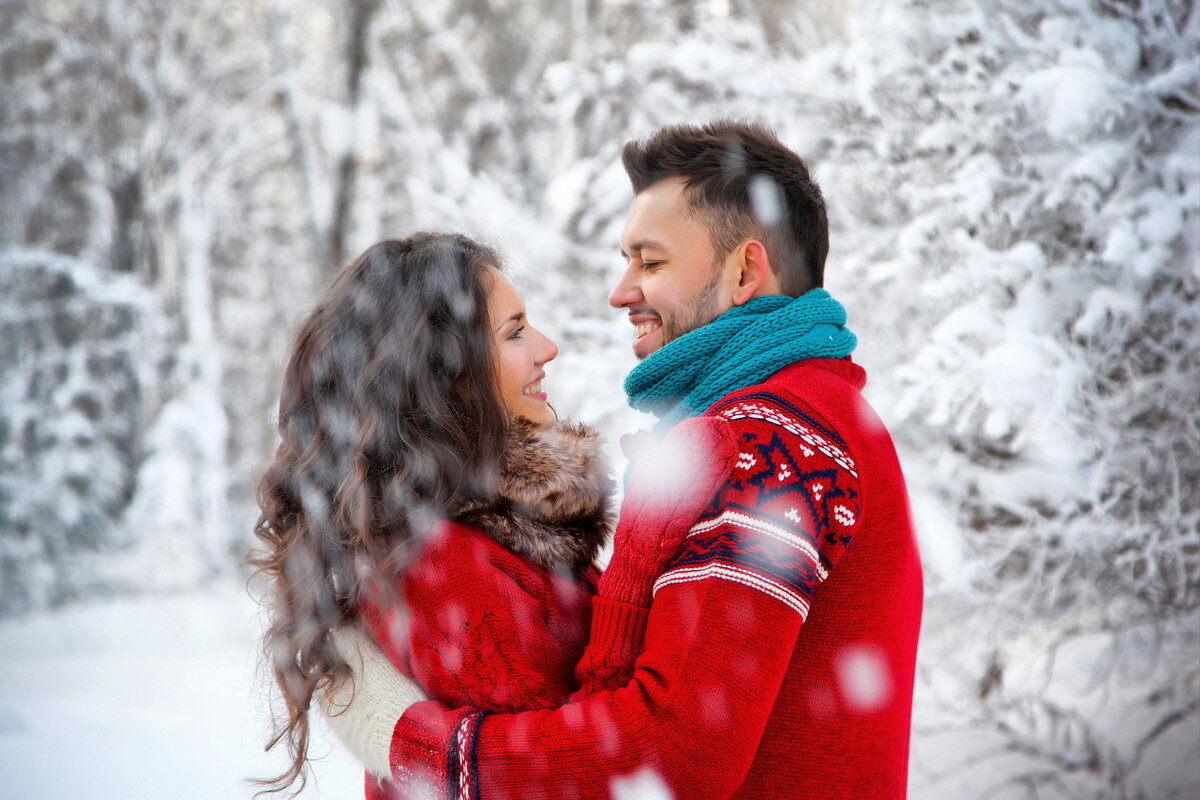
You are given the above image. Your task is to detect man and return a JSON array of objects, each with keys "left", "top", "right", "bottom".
[{"left": 329, "top": 120, "right": 923, "bottom": 799}]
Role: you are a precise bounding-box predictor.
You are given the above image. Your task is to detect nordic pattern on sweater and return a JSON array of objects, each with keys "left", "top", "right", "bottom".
[
  {"left": 434, "top": 388, "right": 865, "bottom": 799},
  {"left": 653, "top": 393, "right": 860, "bottom": 620},
  {"left": 389, "top": 359, "right": 923, "bottom": 800},
  {"left": 451, "top": 713, "right": 486, "bottom": 800},
  {"left": 362, "top": 525, "right": 598, "bottom": 800}
]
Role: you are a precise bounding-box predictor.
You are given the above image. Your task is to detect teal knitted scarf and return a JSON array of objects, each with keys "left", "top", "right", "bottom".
[{"left": 624, "top": 289, "right": 857, "bottom": 429}]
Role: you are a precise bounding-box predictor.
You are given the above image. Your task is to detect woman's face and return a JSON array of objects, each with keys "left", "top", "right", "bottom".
[{"left": 486, "top": 270, "right": 559, "bottom": 426}]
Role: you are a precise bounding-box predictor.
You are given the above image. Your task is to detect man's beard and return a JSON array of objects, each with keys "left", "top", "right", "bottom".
[{"left": 661, "top": 265, "right": 724, "bottom": 345}]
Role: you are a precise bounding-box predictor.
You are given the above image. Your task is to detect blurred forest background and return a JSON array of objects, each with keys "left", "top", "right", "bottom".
[{"left": 1, "top": 0, "right": 1197, "bottom": 798}]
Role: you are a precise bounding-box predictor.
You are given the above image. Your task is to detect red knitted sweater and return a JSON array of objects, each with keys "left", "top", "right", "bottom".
[
  {"left": 360, "top": 523, "right": 599, "bottom": 800},
  {"left": 391, "top": 358, "right": 923, "bottom": 800}
]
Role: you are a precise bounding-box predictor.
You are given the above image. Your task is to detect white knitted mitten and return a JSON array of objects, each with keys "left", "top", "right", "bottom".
[{"left": 319, "top": 625, "right": 427, "bottom": 777}]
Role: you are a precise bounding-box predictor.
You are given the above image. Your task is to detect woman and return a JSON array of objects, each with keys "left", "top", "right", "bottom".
[{"left": 251, "top": 233, "right": 730, "bottom": 799}]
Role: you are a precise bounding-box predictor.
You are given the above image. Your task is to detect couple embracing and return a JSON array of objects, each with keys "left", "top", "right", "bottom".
[{"left": 252, "top": 120, "right": 923, "bottom": 800}]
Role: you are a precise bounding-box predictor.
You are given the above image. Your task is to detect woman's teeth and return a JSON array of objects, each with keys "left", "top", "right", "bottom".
[
  {"left": 522, "top": 381, "right": 543, "bottom": 396},
  {"left": 635, "top": 322, "right": 662, "bottom": 338}
]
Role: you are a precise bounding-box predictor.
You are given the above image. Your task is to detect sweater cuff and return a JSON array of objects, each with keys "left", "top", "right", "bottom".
[
  {"left": 390, "top": 701, "right": 468, "bottom": 798},
  {"left": 575, "top": 595, "right": 651, "bottom": 695},
  {"left": 590, "top": 595, "right": 651, "bottom": 660}
]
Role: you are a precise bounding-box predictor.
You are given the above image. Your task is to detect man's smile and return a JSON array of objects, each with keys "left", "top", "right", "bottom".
[{"left": 628, "top": 312, "right": 664, "bottom": 359}]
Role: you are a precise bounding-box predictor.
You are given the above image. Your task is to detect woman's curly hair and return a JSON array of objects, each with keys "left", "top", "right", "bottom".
[{"left": 248, "top": 233, "right": 509, "bottom": 795}]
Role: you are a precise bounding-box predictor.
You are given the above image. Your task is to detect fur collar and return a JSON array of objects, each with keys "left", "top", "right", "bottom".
[{"left": 450, "top": 417, "right": 614, "bottom": 576}]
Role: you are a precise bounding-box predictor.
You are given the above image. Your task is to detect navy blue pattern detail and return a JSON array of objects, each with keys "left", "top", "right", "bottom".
[
  {"left": 732, "top": 426, "right": 857, "bottom": 551},
  {"left": 463, "top": 712, "right": 487, "bottom": 800},
  {"left": 445, "top": 712, "right": 488, "bottom": 800},
  {"left": 445, "top": 717, "right": 461, "bottom": 800},
  {"left": 666, "top": 509, "right": 823, "bottom": 602},
  {"left": 710, "top": 389, "right": 848, "bottom": 450}
]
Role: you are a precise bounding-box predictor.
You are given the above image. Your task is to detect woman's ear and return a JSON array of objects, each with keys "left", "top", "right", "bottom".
[{"left": 731, "top": 240, "right": 778, "bottom": 305}]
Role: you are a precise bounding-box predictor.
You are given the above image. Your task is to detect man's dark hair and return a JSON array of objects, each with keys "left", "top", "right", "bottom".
[{"left": 621, "top": 120, "right": 828, "bottom": 295}]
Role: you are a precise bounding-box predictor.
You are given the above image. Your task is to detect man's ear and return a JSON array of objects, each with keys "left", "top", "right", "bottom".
[{"left": 731, "top": 240, "right": 777, "bottom": 305}]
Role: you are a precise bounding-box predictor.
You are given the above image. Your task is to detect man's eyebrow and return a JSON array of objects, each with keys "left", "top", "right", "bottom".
[{"left": 619, "top": 238, "right": 668, "bottom": 258}]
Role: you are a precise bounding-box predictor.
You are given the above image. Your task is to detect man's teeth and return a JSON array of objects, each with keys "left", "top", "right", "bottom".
[
  {"left": 522, "top": 381, "right": 542, "bottom": 396},
  {"left": 635, "top": 322, "right": 662, "bottom": 338}
]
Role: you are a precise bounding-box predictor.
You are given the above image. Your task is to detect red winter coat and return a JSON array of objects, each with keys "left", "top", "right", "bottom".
[
  {"left": 391, "top": 358, "right": 924, "bottom": 800},
  {"left": 361, "top": 523, "right": 600, "bottom": 800},
  {"left": 359, "top": 419, "right": 613, "bottom": 800}
]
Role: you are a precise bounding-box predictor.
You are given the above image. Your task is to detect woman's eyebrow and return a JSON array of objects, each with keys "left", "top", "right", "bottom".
[{"left": 495, "top": 311, "right": 524, "bottom": 332}]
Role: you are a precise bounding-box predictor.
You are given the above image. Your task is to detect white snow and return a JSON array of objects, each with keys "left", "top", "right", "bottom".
[
  {"left": 835, "top": 644, "right": 893, "bottom": 714},
  {"left": 1019, "top": 48, "right": 1123, "bottom": 144},
  {"left": 0, "top": 582, "right": 362, "bottom": 799},
  {"left": 2, "top": 0, "right": 1197, "bottom": 798}
]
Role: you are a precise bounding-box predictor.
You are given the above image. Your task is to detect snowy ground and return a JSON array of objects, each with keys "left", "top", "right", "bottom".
[
  {"left": 1, "top": 2, "right": 1196, "bottom": 798},
  {"left": 0, "top": 581, "right": 361, "bottom": 800},
  {"left": 3, "top": 578, "right": 1197, "bottom": 800}
]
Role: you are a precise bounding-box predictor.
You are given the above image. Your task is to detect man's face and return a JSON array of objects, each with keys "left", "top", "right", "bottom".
[{"left": 610, "top": 178, "right": 734, "bottom": 360}]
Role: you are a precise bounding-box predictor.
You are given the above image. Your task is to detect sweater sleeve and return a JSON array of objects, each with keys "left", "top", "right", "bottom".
[
  {"left": 390, "top": 397, "right": 863, "bottom": 800},
  {"left": 570, "top": 594, "right": 650, "bottom": 696}
]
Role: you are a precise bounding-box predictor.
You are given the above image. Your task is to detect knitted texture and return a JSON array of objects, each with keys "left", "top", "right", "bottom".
[
  {"left": 389, "top": 358, "right": 924, "bottom": 800},
  {"left": 624, "top": 289, "right": 857, "bottom": 428},
  {"left": 572, "top": 416, "right": 738, "bottom": 697},
  {"left": 596, "top": 415, "right": 739, "bottom": 608},
  {"left": 352, "top": 419, "right": 612, "bottom": 800},
  {"left": 571, "top": 596, "right": 652, "bottom": 696},
  {"left": 320, "top": 626, "right": 429, "bottom": 778},
  {"left": 362, "top": 524, "right": 599, "bottom": 800}
]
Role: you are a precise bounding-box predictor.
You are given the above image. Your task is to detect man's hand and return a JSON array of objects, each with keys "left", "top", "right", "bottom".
[
  {"left": 319, "top": 625, "right": 427, "bottom": 777},
  {"left": 599, "top": 416, "right": 738, "bottom": 608}
]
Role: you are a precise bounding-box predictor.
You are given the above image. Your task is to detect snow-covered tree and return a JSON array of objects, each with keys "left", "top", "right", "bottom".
[{"left": 1, "top": 0, "right": 1195, "bottom": 795}]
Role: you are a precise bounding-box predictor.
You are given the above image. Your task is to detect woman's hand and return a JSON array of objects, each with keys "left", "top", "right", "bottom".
[{"left": 319, "top": 625, "right": 427, "bottom": 777}]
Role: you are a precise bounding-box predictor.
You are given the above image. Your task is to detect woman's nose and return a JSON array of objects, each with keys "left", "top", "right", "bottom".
[{"left": 537, "top": 329, "right": 559, "bottom": 364}]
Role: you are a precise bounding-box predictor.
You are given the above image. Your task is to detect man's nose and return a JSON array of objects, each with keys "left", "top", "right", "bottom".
[{"left": 608, "top": 264, "right": 641, "bottom": 309}]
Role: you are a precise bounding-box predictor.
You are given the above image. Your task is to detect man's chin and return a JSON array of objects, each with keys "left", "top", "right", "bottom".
[{"left": 632, "top": 329, "right": 664, "bottom": 360}]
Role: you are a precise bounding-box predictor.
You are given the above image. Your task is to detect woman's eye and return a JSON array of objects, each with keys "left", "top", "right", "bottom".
[
  {"left": 642, "top": 261, "right": 662, "bottom": 270},
  {"left": 507, "top": 326, "right": 525, "bottom": 341}
]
